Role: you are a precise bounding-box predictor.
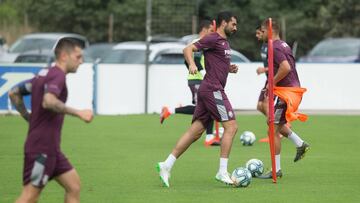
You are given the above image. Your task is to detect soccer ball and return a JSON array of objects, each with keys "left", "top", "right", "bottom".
[
  {"left": 246, "top": 159, "right": 264, "bottom": 177},
  {"left": 231, "top": 167, "right": 252, "bottom": 187},
  {"left": 240, "top": 131, "right": 256, "bottom": 146}
]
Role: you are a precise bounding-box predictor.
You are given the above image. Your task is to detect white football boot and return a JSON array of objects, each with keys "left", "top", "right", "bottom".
[
  {"left": 156, "top": 162, "right": 170, "bottom": 187},
  {"left": 215, "top": 171, "right": 234, "bottom": 185}
]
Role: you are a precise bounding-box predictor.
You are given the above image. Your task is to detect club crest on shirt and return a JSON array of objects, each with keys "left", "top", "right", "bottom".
[
  {"left": 281, "top": 42, "right": 289, "bottom": 48},
  {"left": 224, "top": 49, "right": 231, "bottom": 58}
]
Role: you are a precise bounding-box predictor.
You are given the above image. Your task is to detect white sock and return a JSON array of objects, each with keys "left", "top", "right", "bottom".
[
  {"left": 288, "top": 131, "right": 304, "bottom": 147},
  {"left": 205, "top": 134, "right": 214, "bottom": 141},
  {"left": 275, "top": 154, "right": 281, "bottom": 172},
  {"left": 164, "top": 154, "right": 176, "bottom": 170},
  {"left": 219, "top": 158, "right": 228, "bottom": 174}
]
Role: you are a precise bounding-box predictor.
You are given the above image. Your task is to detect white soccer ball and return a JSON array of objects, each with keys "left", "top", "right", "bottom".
[
  {"left": 240, "top": 131, "right": 256, "bottom": 146},
  {"left": 231, "top": 167, "right": 252, "bottom": 187},
  {"left": 246, "top": 159, "right": 264, "bottom": 177}
]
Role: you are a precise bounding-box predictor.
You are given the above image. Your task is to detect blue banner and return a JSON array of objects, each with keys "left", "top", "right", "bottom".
[{"left": 0, "top": 65, "right": 44, "bottom": 111}]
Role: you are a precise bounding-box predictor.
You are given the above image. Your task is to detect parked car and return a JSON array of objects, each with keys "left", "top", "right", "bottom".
[
  {"left": 299, "top": 38, "right": 360, "bottom": 63},
  {"left": 14, "top": 49, "right": 93, "bottom": 64},
  {"left": 102, "top": 41, "right": 250, "bottom": 64},
  {"left": 0, "top": 33, "right": 89, "bottom": 63},
  {"left": 102, "top": 42, "right": 186, "bottom": 64},
  {"left": 86, "top": 43, "right": 116, "bottom": 62}
]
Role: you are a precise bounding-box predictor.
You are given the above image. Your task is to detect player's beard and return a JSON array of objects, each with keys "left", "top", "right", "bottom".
[{"left": 225, "top": 27, "right": 236, "bottom": 37}]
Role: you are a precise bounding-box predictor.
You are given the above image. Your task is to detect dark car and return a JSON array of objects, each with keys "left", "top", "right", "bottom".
[
  {"left": 14, "top": 49, "right": 54, "bottom": 63},
  {"left": 299, "top": 38, "right": 360, "bottom": 63}
]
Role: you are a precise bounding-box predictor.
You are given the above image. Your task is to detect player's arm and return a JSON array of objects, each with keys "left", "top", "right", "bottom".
[
  {"left": 8, "top": 80, "right": 32, "bottom": 122},
  {"left": 274, "top": 60, "right": 291, "bottom": 85},
  {"left": 42, "top": 93, "right": 93, "bottom": 123},
  {"left": 183, "top": 44, "right": 199, "bottom": 75},
  {"left": 256, "top": 67, "right": 268, "bottom": 75}
]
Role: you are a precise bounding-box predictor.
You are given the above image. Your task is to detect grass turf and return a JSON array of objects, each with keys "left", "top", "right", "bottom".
[{"left": 1, "top": 114, "right": 360, "bottom": 202}]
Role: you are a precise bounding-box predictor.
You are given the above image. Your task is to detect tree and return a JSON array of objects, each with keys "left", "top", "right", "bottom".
[{"left": 3, "top": 0, "right": 359, "bottom": 60}]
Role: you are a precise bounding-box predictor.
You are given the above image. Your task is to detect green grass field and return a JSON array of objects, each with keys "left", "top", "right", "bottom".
[{"left": 1, "top": 114, "right": 360, "bottom": 203}]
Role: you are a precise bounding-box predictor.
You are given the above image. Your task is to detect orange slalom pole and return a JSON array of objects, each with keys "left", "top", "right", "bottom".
[
  {"left": 267, "top": 18, "right": 277, "bottom": 183},
  {"left": 212, "top": 19, "right": 216, "bottom": 31}
]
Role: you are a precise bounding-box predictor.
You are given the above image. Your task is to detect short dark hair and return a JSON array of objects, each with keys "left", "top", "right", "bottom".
[
  {"left": 262, "top": 19, "right": 280, "bottom": 34},
  {"left": 198, "top": 19, "right": 212, "bottom": 32},
  {"left": 54, "top": 38, "right": 82, "bottom": 59},
  {"left": 216, "top": 11, "right": 237, "bottom": 27}
]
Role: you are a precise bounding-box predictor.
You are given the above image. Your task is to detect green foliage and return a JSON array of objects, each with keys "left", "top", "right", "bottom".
[
  {"left": 1, "top": 0, "right": 359, "bottom": 60},
  {"left": 0, "top": 1, "right": 20, "bottom": 24},
  {"left": 198, "top": 0, "right": 360, "bottom": 59}
]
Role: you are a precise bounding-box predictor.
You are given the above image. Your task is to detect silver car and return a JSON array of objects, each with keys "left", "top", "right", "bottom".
[
  {"left": 102, "top": 41, "right": 250, "bottom": 64},
  {"left": 0, "top": 33, "right": 89, "bottom": 63},
  {"left": 299, "top": 38, "right": 360, "bottom": 63}
]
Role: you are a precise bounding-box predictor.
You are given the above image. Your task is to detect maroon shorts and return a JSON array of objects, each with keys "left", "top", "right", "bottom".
[
  {"left": 193, "top": 90, "right": 235, "bottom": 127},
  {"left": 23, "top": 152, "right": 73, "bottom": 188},
  {"left": 258, "top": 81, "right": 268, "bottom": 102},
  {"left": 258, "top": 87, "right": 267, "bottom": 102},
  {"left": 274, "top": 96, "right": 287, "bottom": 124}
]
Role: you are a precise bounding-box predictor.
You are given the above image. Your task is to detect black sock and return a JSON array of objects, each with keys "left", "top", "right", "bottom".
[
  {"left": 206, "top": 120, "right": 214, "bottom": 135},
  {"left": 175, "top": 105, "right": 195, "bottom": 115}
]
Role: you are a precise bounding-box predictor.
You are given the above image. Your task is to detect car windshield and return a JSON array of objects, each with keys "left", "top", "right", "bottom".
[
  {"left": 309, "top": 39, "right": 360, "bottom": 57},
  {"left": 102, "top": 49, "right": 146, "bottom": 64},
  {"left": 86, "top": 44, "right": 115, "bottom": 61},
  {"left": 231, "top": 54, "right": 247, "bottom": 63},
  {"left": 153, "top": 53, "right": 184, "bottom": 64},
  {"left": 9, "top": 38, "right": 56, "bottom": 53},
  {"left": 15, "top": 55, "right": 51, "bottom": 63}
]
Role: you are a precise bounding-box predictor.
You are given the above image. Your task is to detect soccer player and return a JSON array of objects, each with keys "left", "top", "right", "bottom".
[
  {"left": 255, "top": 25, "right": 269, "bottom": 117},
  {"left": 9, "top": 38, "right": 93, "bottom": 203},
  {"left": 160, "top": 19, "right": 220, "bottom": 146},
  {"left": 156, "top": 11, "right": 239, "bottom": 187},
  {"left": 258, "top": 19, "right": 310, "bottom": 179}
]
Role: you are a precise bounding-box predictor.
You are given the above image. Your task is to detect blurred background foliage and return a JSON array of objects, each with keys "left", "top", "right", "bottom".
[{"left": 0, "top": 0, "right": 359, "bottom": 60}]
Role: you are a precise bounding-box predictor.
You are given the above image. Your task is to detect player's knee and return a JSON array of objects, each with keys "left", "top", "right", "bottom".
[
  {"left": 66, "top": 181, "right": 81, "bottom": 195},
  {"left": 192, "top": 130, "right": 203, "bottom": 141},
  {"left": 225, "top": 122, "right": 238, "bottom": 136},
  {"left": 256, "top": 103, "right": 263, "bottom": 112},
  {"left": 232, "top": 123, "right": 238, "bottom": 134}
]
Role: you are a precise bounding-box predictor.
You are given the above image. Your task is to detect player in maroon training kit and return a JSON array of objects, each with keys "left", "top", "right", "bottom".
[
  {"left": 156, "top": 11, "right": 239, "bottom": 187},
  {"left": 9, "top": 38, "right": 93, "bottom": 203}
]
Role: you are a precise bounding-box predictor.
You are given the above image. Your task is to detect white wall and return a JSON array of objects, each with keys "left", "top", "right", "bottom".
[
  {"left": 66, "top": 63, "right": 94, "bottom": 110},
  {"left": 96, "top": 64, "right": 145, "bottom": 114},
  {"left": 297, "top": 63, "right": 360, "bottom": 110},
  {"left": 96, "top": 63, "right": 360, "bottom": 115}
]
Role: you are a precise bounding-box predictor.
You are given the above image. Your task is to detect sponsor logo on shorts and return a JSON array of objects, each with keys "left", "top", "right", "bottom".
[
  {"left": 228, "top": 111, "right": 233, "bottom": 118},
  {"left": 42, "top": 175, "right": 49, "bottom": 185}
]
